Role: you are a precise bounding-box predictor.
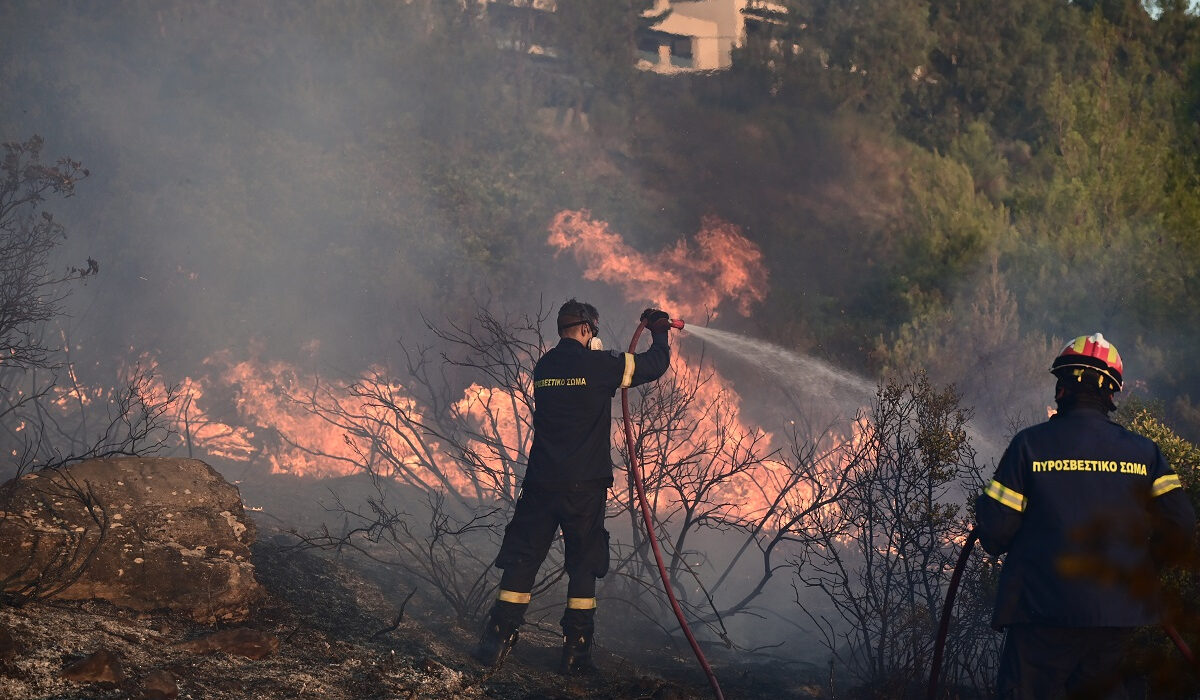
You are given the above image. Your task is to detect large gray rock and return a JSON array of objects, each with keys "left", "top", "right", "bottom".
[{"left": 0, "top": 457, "right": 262, "bottom": 622}]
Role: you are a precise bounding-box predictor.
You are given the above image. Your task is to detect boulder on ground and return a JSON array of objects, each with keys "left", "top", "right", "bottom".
[
  {"left": 140, "top": 669, "right": 179, "bottom": 699},
  {"left": 61, "top": 648, "right": 124, "bottom": 684},
  {"left": 0, "top": 457, "right": 262, "bottom": 622}
]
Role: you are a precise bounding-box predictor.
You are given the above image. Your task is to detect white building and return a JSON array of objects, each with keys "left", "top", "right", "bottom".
[
  {"left": 638, "top": 0, "right": 743, "bottom": 73},
  {"left": 637, "top": 0, "right": 787, "bottom": 73},
  {"left": 487, "top": 0, "right": 788, "bottom": 74}
]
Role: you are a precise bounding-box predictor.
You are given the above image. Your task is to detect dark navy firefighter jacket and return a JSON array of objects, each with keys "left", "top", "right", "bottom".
[
  {"left": 976, "top": 404, "right": 1195, "bottom": 629},
  {"left": 522, "top": 328, "right": 670, "bottom": 490}
]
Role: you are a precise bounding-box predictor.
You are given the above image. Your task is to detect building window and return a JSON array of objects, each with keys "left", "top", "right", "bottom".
[
  {"left": 637, "top": 34, "right": 661, "bottom": 64},
  {"left": 672, "top": 36, "right": 693, "bottom": 60}
]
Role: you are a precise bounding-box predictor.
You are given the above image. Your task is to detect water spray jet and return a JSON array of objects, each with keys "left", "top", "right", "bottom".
[
  {"left": 683, "top": 325, "right": 1006, "bottom": 457},
  {"left": 682, "top": 325, "right": 874, "bottom": 408}
]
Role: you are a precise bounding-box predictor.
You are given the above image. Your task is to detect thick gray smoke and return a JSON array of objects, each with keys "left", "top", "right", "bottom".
[{"left": 3, "top": 4, "right": 469, "bottom": 375}]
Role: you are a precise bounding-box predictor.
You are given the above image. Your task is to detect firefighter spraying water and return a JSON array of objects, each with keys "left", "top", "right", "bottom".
[{"left": 473, "top": 301, "right": 675, "bottom": 675}]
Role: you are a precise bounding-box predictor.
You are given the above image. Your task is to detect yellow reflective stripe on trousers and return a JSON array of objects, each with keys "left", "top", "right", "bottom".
[
  {"left": 567, "top": 597, "right": 597, "bottom": 610},
  {"left": 497, "top": 590, "right": 531, "bottom": 604},
  {"left": 1153, "top": 473, "right": 1182, "bottom": 498},
  {"left": 619, "top": 352, "right": 635, "bottom": 388},
  {"left": 985, "top": 479, "right": 1027, "bottom": 513}
]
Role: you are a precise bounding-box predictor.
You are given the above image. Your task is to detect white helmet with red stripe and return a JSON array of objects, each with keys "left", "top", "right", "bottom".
[{"left": 1050, "top": 332, "right": 1123, "bottom": 392}]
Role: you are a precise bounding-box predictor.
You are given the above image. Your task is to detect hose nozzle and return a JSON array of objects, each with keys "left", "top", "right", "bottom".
[{"left": 670, "top": 319, "right": 685, "bottom": 330}]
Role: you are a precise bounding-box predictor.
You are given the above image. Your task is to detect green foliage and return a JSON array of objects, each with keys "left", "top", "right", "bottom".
[
  {"left": 890, "top": 145, "right": 1010, "bottom": 304},
  {"left": 745, "top": 0, "right": 934, "bottom": 124},
  {"left": 947, "top": 121, "right": 1012, "bottom": 204},
  {"left": 909, "top": 0, "right": 1092, "bottom": 147},
  {"left": 877, "top": 260, "right": 1053, "bottom": 436},
  {"left": 552, "top": 0, "right": 657, "bottom": 96},
  {"left": 1118, "top": 400, "right": 1200, "bottom": 512},
  {"left": 1003, "top": 15, "right": 1195, "bottom": 339}
]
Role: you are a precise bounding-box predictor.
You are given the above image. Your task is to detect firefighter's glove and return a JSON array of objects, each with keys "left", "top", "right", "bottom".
[{"left": 640, "top": 308, "right": 672, "bottom": 333}]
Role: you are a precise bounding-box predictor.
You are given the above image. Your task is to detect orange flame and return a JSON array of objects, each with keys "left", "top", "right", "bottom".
[
  {"left": 138, "top": 354, "right": 259, "bottom": 462},
  {"left": 146, "top": 351, "right": 521, "bottom": 496},
  {"left": 451, "top": 382, "right": 531, "bottom": 501},
  {"left": 547, "top": 210, "right": 768, "bottom": 320},
  {"left": 112, "top": 339, "right": 869, "bottom": 536}
]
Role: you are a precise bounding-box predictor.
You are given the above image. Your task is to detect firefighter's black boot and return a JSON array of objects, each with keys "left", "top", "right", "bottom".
[
  {"left": 472, "top": 600, "right": 525, "bottom": 667},
  {"left": 558, "top": 607, "right": 598, "bottom": 675}
]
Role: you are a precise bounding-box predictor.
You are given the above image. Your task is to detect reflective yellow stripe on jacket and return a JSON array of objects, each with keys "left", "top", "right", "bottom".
[
  {"left": 1153, "top": 473, "right": 1182, "bottom": 498},
  {"left": 619, "top": 353, "right": 635, "bottom": 388},
  {"left": 986, "top": 479, "right": 1027, "bottom": 513}
]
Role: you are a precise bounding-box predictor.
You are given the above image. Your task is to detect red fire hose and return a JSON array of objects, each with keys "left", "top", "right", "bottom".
[
  {"left": 622, "top": 319, "right": 726, "bottom": 700},
  {"left": 928, "top": 527, "right": 1197, "bottom": 699}
]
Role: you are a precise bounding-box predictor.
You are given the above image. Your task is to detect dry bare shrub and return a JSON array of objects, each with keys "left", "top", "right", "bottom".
[{"left": 793, "top": 373, "right": 998, "bottom": 696}]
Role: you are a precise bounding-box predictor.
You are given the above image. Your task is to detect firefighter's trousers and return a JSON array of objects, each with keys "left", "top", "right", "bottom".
[
  {"left": 997, "top": 625, "right": 1135, "bottom": 699},
  {"left": 494, "top": 486, "right": 609, "bottom": 599}
]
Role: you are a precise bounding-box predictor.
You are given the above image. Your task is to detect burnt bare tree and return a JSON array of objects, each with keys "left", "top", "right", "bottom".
[
  {"left": 610, "top": 352, "right": 863, "bottom": 649},
  {"left": 0, "top": 135, "right": 94, "bottom": 374},
  {"left": 282, "top": 304, "right": 549, "bottom": 621},
  {"left": 793, "top": 373, "right": 997, "bottom": 697},
  {"left": 0, "top": 136, "right": 168, "bottom": 479},
  {"left": 0, "top": 137, "right": 180, "bottom": 476}
]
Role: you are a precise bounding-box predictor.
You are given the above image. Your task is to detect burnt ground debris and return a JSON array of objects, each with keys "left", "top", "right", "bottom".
[{"left": 0, "top": 534, "right": 826, "bottom": 699}]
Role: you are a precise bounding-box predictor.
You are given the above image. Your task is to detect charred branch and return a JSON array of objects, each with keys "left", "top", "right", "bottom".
[
  {"left": 371, "top": 588, "right": 418, "bottom": 638},
  {"left": 1, "top": 356, "right": 179, "bottom": 476},
  {"left": 0, "top": 136, "right": 93, "bottom": 374}
]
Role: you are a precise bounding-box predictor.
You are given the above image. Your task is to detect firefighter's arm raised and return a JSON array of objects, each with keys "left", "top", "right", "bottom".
[
  {"left": 630, "top": 310, "right": 671, "bottom": 386},
  {"left": 603, "top": 310, "right": 672, "bottom": 392}
]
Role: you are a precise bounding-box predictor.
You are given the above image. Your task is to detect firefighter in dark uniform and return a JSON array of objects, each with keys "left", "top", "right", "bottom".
[
  {"left": 472, "top": 300, "right": 674, "bottom": 673},
  {"left": 976, "top": 333, "right": 1196, "bottom": 699}
]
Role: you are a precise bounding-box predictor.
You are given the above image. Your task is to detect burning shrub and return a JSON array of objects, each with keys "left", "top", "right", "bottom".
[
  {"left": 608, "top": 350, "right": 862, "bottom": 650},
  {"left": 273, "top": 305, "right": 547, "bottom": 622},
  {"left": 211, "top": 301, "right": 862, "bottom": 656}
]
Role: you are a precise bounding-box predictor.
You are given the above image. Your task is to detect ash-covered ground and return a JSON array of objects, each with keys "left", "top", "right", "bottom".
[{"left": 0, "top": 529, "right": 827, "bottom": 700}]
